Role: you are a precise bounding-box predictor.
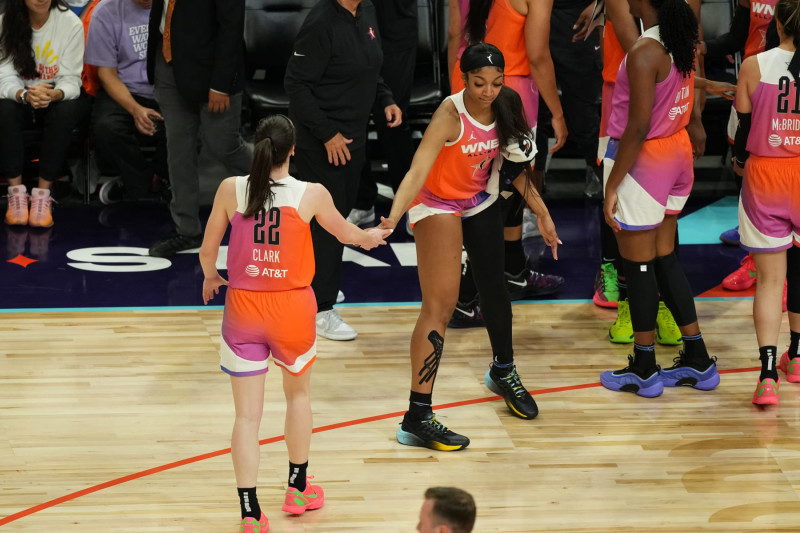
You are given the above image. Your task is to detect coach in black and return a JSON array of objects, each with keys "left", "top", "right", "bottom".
[{"left": 285, "top": 0, "right": 401, "bottom": 341}]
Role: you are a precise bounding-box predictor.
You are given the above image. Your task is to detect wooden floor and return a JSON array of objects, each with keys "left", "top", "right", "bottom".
[{"left": 2, "top": 300, "right": 799, "bottom": 532}]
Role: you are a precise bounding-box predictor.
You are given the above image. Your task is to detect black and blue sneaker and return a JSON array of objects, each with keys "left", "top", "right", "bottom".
[
  {"left": 600, "top": 355, "right": 663, "bottom": 397},
  {"left": 660, "top": 353, "right": 720, "bottom": 390},
  {"left": 484, "top": 366, "right": 539, "bottom": 419}
]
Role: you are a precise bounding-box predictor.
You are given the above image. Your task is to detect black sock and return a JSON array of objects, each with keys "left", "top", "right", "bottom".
[
  {"left": 288, "top": 461, "right": 308, "bottom": 492},
  {"left": 759, "top": 346, "right": 779, "bottom": 381},
  {"left": 632, "top": 343, "right": 657, "bottom": 376},
  {"left": 237, "top": 487, "right": 261, "bottom": 519},
  {"left": 789, "top": 331, "right": 800, "bottom": 360},
  {"left": 408, "top": 391, "right": 432, "bottom": 419},
  {"left": 490, "top": 357, "right": 514, "bottom": 378},
  {"left": 458, "top": 260, "right": 478, "bottom": 303},
  {"left": 504, "top": 239, "right": 526, "bottom": 275},
  {"left": 618, "top": 278, "right": 627, "bottom": 300},
  {"left": 682, "top": 333, "right": 710, "bottom": 362}
]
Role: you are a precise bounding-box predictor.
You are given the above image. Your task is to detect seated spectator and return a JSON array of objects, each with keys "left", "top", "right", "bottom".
[
  {"left": 417, "top": 487, "right": 476, "bottom": 533},
  {"left": 0, "top": 0, "right": 90, "bottom": 227},
  {"left": 85, "top": 0, "right": 167, "bottom": 203}
]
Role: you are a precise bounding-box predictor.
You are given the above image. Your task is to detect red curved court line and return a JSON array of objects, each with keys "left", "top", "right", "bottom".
[{"left": 0, "top": 367, "right": 760, "bottom": 526}]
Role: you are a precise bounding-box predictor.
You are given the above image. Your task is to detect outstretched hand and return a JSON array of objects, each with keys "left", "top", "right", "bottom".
[
  {"left": 360, "top": 227, "right": 392, "bottom": 250},
  {"left": 537, "top": 213, "right": 562, "bottom": 260},
  {"left": 378, "top": 216, "right": 398, "bottom": 231},
  {"left": 203, "top": 273, "right": 228, "bottom": 304}
]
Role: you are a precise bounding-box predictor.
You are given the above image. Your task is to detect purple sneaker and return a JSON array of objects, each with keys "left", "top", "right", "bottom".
[
  {"left": 660, "top": 354, "right": 720, "bottom": 390},
  {"left": 719, "top": 226, "right": 740, "bottom": 246},
  {"left": 505, "top": 267, "right": 565, "bottom": 300},
  {"left": 448, "top": 299, "right": 485, "bottom": 328},
  {"left": 600, "top": 356, "right": 663, "bottom": 397}
]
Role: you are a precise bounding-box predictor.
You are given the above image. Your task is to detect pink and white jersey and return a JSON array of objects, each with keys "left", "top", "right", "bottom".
[
  {"left": 607, "top": 25, "right": 695, "bottom": 140},
  {"left": 745, "top": 48, "right": 800, "bottom": 157},
  {"left": 226, "top": 175, "right": 315, "bottom": 292},
  {"left": 424, "top": 90, "right": 500, "bottom": 200}
]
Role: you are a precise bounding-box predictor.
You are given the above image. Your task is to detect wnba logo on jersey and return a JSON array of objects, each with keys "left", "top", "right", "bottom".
[
  {"left": 768, "top": 134, "right": 783, "bottom": 147},
  {"left": 461, "top": 138, "right": 500, "bottom": 154}
]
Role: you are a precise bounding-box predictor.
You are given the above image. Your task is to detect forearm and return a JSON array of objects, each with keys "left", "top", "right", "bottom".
[
  {"left": 98, "top": 70, "right": 139, "bottom": 114},
  {"left": 199, "top": 249, "right": 219, "bottom": 278},
  {"left": 387, "top": 173, "right": 425, "bottom": 223},
  {"left": 529, "top": 58, "right": 564, "bottom": 120},
  {"left": 512, "top": 172, "right": 551, "bottom": 218}
]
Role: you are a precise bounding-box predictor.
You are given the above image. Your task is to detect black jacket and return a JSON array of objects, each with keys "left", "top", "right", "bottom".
[
  {"left": 284, "top": 0, "right": 394, "bottom": 149},
  {"left": 146, "top": 0, "right": 245, "bottom": 105}
]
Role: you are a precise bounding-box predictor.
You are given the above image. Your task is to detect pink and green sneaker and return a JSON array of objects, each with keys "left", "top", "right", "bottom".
[
  {"left": 282, "top": 477, "right": 324, "bottom": 515},
  {"left": 777, "top": 351, "right": 800, "bottom": 383},
  {"left": 239, "top": 511, "right": 268, "bottom": 533},
  {"left": 752, "top": 377, "right": 780, "bottom": 406}
]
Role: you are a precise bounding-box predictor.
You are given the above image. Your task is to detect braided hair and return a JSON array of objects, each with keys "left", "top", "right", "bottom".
[
  {"left": 243, "top": 115, "right": 294, "bottom": 218},
  {"left": 775, "top": 0, "right": 800, "bottom": 82},
  {"left": 651, "top": 0, "right": 698, "bottom": 77}
]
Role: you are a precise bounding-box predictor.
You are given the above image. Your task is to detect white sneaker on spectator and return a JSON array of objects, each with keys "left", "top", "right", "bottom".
[
  {"left": 316, "top": 309, "right": 357, "bottom": 341},
  {"left": 99, "top": 177, "right": 124, "bottom": 205},
  {"left": 346, "top": 206, "right": 375, "bottom": 226},
  {"left": 337, "top": 290, "right": 345, "bottom": 304}
]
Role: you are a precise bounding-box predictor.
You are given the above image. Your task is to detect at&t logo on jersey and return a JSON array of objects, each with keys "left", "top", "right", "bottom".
[
  {"left": 668, "top": 104, "right": 690, "bottom": 121},
  {"left": 768, "top": 134, "right": 782, "bottom": 147},
  {"left": 245, "top": 264, "right": 260, "bottom": 277}
]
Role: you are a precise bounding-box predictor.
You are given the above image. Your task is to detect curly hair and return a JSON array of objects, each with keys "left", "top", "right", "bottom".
[
  {"left": 0, "top": 0, "right": 69, "bottom": 79},
  {"left": 775, "top": 0, "right": 800, "bottom": 82},
  {"left": 651, "top": 0, "right": 698, "bottom": 77},
  {"left": 464, "top": 0, "right": 494, "bottom": 44}
]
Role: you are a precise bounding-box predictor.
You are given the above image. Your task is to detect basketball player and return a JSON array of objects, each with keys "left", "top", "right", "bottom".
[
  {"left": 199, "top": 115, "right": 389, "bottom": 531},
  {"left": 379, "top": 43, "right": 561, "bottom": 450},
  {"left": 447, "top": 0, "right": 567, "bottom": 327},
  {"left": 599, "top": 0, "right": 720, "bottom": 397},
  {"left": 731, "top": 0, "right": 800, "bottom": 405}
]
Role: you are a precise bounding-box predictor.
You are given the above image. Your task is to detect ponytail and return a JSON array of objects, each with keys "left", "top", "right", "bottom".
[
  {"left": 243, "top": 115, "right": 295, "bottom": 218},
  {"left": 652, "top": 0, "right": 698, "bottom": 77},
  {"left": 492, "top": 85, "right": 531, "bottom": 149},
  {"left": 464, "top": 0, "right": 494, "bottom": 44}
]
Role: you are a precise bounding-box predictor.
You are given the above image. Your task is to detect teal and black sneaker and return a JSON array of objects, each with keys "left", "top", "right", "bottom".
[
  {"left": 484, "top": 366, "right": 539, "bottom": 419},
  {"left": 396, "top": 412, "right": 470, "bottom": 451}
]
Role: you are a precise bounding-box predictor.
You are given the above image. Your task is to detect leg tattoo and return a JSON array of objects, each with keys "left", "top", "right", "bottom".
[{"left": 418, "top": 330, "right": 444, "bottom": 385}]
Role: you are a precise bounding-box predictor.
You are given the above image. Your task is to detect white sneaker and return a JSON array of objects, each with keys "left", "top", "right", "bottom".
[
  {"left": 346, "top": 207, "right": 375, "bottom": 226},
  {"left": 336, "top": 290, "right": 345, "bottom": 304},
  {"left": 316, "top": 309, "right": 357, "bottom": 341}
]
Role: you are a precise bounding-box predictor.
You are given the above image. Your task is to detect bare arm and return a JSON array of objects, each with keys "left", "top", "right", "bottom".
[
  {"left": 301, "top": 183, "right": 389, "bottom": 249},
  {"left": 199, "top": 178, "right": 237, "bottom": 303},
  {"left": 606, "top": 0, "right": 639, "bottom": 51},
  {"left": 381, "top": 101, "right": 461, "bottom": 228},
  {"left": 97, "top": 67, "right": 163, "bottom": 135},
  {"left": 511, "top": 171, "right": 561, "bottom": 259},
  {"left": 447, "top": 0, "right": 462, "bottom": 87},
  {"left": 525, "top": 0, "right": 567, "bottom": 152}
]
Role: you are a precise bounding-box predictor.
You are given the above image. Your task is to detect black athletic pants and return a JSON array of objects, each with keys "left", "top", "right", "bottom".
[
  {"left": 463, "top": 200, "right": 514, "bottom": 361},
  {"left": 0, "top": 93, "right": 90, "bottom": 181},
  {"left": 294, "top": 138, "right": 366, "bottom": 312}
]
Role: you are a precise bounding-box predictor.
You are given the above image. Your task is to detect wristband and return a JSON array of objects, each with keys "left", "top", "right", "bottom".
[{"left": 18, "top": 89, "right": 29, "bottom": 105}]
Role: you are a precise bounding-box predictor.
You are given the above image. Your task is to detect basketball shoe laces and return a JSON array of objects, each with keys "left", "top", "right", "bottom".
[
  {"left": 7, "top": 190, "right": 28, "bottom": 214},
  {"left": 496, "top": 368, "right": 527, "bottom": 399},
  {"left": 30, "top": 193, "right": 53, "bottom": 218},
  {"left": 601, "top": 263, "right": 618, "bottom": 294}
]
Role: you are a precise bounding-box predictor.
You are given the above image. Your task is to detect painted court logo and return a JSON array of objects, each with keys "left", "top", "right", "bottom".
[
  {"left": 245, "top": 265, "right": 260, "bottom": 277},
  {"left": 768, "top": 134, "right": 783, "bottom": 147}
]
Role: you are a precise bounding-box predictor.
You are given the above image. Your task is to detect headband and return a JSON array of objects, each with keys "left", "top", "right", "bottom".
[{"left": 460, "top": 50, "right": 505, "bottom": 73}]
